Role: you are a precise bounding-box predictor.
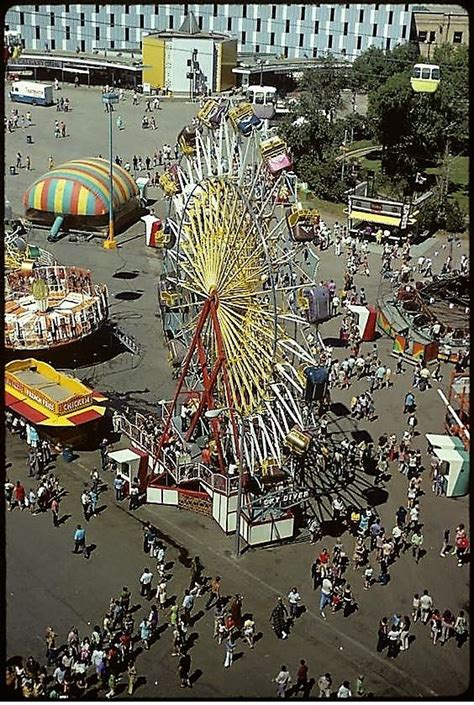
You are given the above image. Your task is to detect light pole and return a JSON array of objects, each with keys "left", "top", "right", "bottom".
[
  {"left": 102, "top": 91, "right": 119, "bottom": 250},
  {"left": 205, "top": 407, "right": 245, "bottom": 558}
]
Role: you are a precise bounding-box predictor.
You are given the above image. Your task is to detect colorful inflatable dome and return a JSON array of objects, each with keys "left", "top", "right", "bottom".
[{"left": 23, "top": 158, "right": 140, "bottom": 233}]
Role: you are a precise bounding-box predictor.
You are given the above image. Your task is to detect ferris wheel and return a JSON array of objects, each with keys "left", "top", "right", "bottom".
[{"left": 156, "top": 99, "right": 327, "bottom": 478}]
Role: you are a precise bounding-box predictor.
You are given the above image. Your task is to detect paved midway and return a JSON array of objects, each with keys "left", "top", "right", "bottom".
[{"left": 5, "top": 84, "right": 469, "bottom": 698}]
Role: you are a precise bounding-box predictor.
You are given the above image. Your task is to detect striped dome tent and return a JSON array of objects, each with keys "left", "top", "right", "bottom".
[{"left": 23, "top": 158, "right": 139, "bottom": 217}]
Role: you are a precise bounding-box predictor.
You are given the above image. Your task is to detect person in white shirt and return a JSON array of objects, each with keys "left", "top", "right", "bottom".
[
  {"left": 319, "top": 578, "right": 333, "bottom": 619},
  {"left": 139, "top": 567, "right": 153, "bottom": 600},
  {"left": 420, "top": 590, "right": 433, "bottom": 623},
  {"left": 337, "top": 681, "right": 353, "bottom": 698},
  {"left": 287, "top": 587, "right": 301, "bottom": 619},
  {"left": 274, "top": 665, "right": 292, "bottom": 698}
]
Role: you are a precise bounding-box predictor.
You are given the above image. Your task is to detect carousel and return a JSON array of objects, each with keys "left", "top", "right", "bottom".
[{"left": 5, "top": 264, "right": 109, "bottom": 354}]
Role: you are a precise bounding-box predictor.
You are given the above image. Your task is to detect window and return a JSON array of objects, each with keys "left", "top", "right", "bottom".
[
  {"left": 330, "top": 8, "right": 335, "bottom": 21},
  {"left": 300, "top": 6, "right": 305, "bottom": 20},
  {"left": 359, "top": 9, "right": 364, "bottom": 22},
  {"left": 270, "top": 31, "right": 275, "bottom": 45},
  {"left": 375, "top": 3, "right": 379, "bottom": 9},
  {"left": 402, "top": 25, "right": 407, "bottom": 39},
  {"left": 286, "top": 19, "right": 290, "bottom": 33},
  {"left": 64, "top": 4, "right": 69, "bottom": 11},
  {"left": 255, "top": 44, "right": 260, "bottom": 53},
  {"left": 154, "top": 5, "right": 159, "bottom": 12},
  {"left": 256, "top": 18, "right": 261, "bottom": 31},
  {"left": 140, "top": 14, "right": 145, "bottom": 28},
  {"left": 213, "top": 3, "right": 218, "bottom": 17},
  {"left": 284, "top": 46, "right": 289, "bottom": 58},
  {"left": 271, "top": 5, "right": 276, "bottom": 19},
  {"left": 372, "top": 23, "right": 377, "bottom": 37},
  {"left": 184, "top": 4, "right": 188, "bottom": 14},
  {"left": 110, "top": 14, "right": 115, "bottom": 27},
  {"left": 312, "top": 47, "right": 318, "bottom": 58},
  {"left": 80, "top": 13, "right": 85, "bottom": 27},
  {"left": 405, "top": 4, "right": 409, "bottom": 10},
  {"left": 328, "top": 34, "right": 333, "bottom": 49},
  {"left": 95, "top": 5, "right": 100, "bottom": 13},
  {"left": 35, "top": 4, "right": 39, "bottom": 11},
  {"left": 198, "top": 15, "right": 203, "bottom": 29},
  {"left": 344, "top": 22, "right": 348, "bottom": 36},
  {"left": 169, "top": 14, "right": 173, "bottom": 29},
  {"left": 125, "top": 5, "right": 129, "bottom": 13},
  {"left": 345, "top": 3, "right": 350, "bottom": 8},
  {"left": 357, "top": 35, "right": 362, "bottom": 50},
  {"left": 65, "top": 26, "right": 70, "bottom": 40},
  {"left": 453, "top": 31, "right": 463, "bottom": 43},
  {"left": 299, "top": 33, "right": 304, "bottom": 47},
  {"left": 242, "top": 5, "right": 247, "bottom": 18},
  {"left": 429, "top": 30, "right": 436, "bottom": 42},
  {"left": 50, "top": 11, "right": 54, "bottom": 26},
  {"left": 125, "top": 27, "right": 129, "bottom": 41},
  {"left": 19, "top": 11, "right": 24, "bottom": 23},
  {"left": 386, "top": 37, "right": 391, "bottom": 51},
  {"left": 227, "top": 17, "right": 232, "bottom": 31},
  {"left": 80, "top": 39, "right": 85, "bottom": 52},
  {"left": 418, "top": 30, "right": 427, "bottom": 42},
  {"left": 35, "top": 26, "right": 40, "bottom": 39},
  {"left": 110, "top": 40, "right": 115, "bottom": 49},
  {"left": 314, "top": 20, "right": 319, "bottom": 33},
  {"left": 241, "top": 30, "right": 246, "bottom": 44},
  {"left": 51, "top": 38, "right": 55, "bottom": 50},
  {"left": 388, "top": 10, "right": 393, "bottom": 24},
  {"left": 96, "top": 26, "right": 100, "bottom": 40}
]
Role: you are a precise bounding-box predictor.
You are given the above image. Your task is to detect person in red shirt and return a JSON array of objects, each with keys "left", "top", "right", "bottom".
[
  {"left": 295, "top": 659, "right": 309, "bottom": 694},
  {"left": 319, "top": 548, "right": 330, "bottom": 565},
  {"left": 201, "top": 446, "right": 211, "bottom": 466},
  {"left": 13, "top": 481, "right": 26, "bottom": 510}
]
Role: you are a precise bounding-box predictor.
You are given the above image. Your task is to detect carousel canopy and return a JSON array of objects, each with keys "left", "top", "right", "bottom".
[{"left": 23, "top": 158, "right": 139, "bottom": 217}]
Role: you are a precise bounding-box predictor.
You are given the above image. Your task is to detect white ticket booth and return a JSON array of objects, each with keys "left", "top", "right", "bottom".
[{"left": 108, "top": 448, "right": 148, "bottom": 494}]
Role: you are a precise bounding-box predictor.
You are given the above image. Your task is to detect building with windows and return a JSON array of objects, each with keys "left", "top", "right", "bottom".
[
  {"left": 6, "top": 4, "right": 416, "bottom": 61},
  {"left": 142, "top": 13, "right": 237, "bottom": 94},
  {"left": 411, "top": 4, "right": 468, "bottom": 59}
]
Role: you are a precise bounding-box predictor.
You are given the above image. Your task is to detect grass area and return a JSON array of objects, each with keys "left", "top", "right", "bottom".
[
  {"left": 347, "top": 139, "right": 376, "bottom": 151},
  {"left": 298, "top": 190, "right": 346, "bottom": 221},
  {"left": 425, "top": 155, "right": 469, "bottom": 213}
]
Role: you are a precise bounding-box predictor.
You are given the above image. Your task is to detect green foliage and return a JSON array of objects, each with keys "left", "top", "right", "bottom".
[
  {"left": 350, "top": 43, "right": 421, "bottom": 93},
  {"left": 298, "top": 56, "right": 345, "bottom": 123},
  {"left": 416, "top": 189, "right": 466, "bottom": 235},
  {"left": 444, "top": 199, "right": 466, "bottom": 233}
]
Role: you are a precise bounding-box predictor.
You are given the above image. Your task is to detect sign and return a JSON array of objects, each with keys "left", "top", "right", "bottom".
[
  {"left": 400, "top": 203, "right": 410, "bottom": 230},
  {"left": 6, "top": 372, "right": 56, "bottom": 412},
  {"left": 57, "top": 394, "right": 94, "bottom": 415},
  {"left": 349, "top": 195, "right": 403, "bottom": 218},
  {"left": 251, "top": 486, "right": 311, "bottom": 513}
]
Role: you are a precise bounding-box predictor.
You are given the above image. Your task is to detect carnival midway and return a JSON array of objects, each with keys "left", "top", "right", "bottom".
[{"left": 4, "top": 7, "right": 470, "bottom": 702}]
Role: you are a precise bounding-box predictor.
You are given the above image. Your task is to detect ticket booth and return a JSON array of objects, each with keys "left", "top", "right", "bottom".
[
  {"left": 430, "top": 445, "right": 470, "bottom": 497},
  {"left": 108, "top": 447, "right": 148, "bottom": 493}
]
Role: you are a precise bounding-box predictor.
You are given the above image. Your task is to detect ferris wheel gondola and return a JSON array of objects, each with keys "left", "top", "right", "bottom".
[{"left": 410, "top": 63, "right": 440, "bottom": 93}]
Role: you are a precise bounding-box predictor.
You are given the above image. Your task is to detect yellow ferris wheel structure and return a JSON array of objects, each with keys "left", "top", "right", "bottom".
[{"left": 156, "top": 98, "right": 327, "bottom": 477}]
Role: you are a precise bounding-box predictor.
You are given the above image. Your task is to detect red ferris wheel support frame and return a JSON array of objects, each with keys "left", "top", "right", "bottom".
[{"left": 151, "top": 291, "right": 241, "bottom": 480}]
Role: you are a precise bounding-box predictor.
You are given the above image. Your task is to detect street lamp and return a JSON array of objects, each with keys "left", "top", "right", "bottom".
[
  {"left": 205, "top": 407, "right": 245, "bottom": 558},
  {"left": 102, "top": 91, "right": 119, "bottom": 250}
]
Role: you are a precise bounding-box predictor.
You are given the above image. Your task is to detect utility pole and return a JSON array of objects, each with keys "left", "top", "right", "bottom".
[{"left": 102, "top": 91, "right": 119, "bottom": 250}]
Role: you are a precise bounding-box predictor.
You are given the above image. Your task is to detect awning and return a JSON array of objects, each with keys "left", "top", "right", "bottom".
[
  {"left": 425, "top": 433, "right": 465, "bottom": 451},
  {"left": 67, "top": 407, "right": 105, "bottom": 426},
  {"left": 5, "top": 392, "right": 49, "bottom": 424},
  {"left": 346, "top": 210, "right": 417, "bottom": 227},
  {"left": 109, "top": 448, "right": 143, "bottom": 464}
]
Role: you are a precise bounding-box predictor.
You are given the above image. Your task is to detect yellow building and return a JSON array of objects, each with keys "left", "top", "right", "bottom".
[
  {"left": 412, "top": 4, "right": 468, "bottom": 59},
  {"left": 142, "top": 12, "right": 236, "bottom": 95}
]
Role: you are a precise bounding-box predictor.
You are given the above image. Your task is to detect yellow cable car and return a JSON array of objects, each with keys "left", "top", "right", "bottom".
[{"left": 410, "top": 64, "right": 440, "bottom": 93}]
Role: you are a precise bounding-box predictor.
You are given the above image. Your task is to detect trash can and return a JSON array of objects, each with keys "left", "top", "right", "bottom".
[
  {"left": 62, "top": 446, "right": 74, "bottom": 462},
  {"left": 26, "top": 134, "right": 33, "bottom": 144},
  {"left": 9, "top": 165, "right": 16, "bottom": 176}
]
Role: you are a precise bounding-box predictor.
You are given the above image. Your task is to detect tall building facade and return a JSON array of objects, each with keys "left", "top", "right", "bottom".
[{"left": 6, "top": 4, "right": 415, "bottom": 60}]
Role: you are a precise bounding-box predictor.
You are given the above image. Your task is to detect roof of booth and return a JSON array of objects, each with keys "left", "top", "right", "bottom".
[{"left": 23, "top": 158, "right": 138, "bottom": 216}]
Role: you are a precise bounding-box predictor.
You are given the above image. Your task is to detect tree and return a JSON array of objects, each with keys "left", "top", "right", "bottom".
[
  {"left": 298, "top": 56, "right": 345, "bottom": 124},
  {"left": 350, "top": 43, "right": 421, "bottom": 93}
]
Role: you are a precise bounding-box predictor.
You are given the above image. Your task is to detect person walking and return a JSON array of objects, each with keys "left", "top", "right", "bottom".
[
  {"left": 73, "top": 524, "right": 86, "bottom": 554},
  {"left": 440, "top": 609, "right": 455, "bottom": 644},
  {"left": 243, "top": 615, "right": 256, "bottom": 649},
  {"left": 139, "top": 618, "right": 151, "bottom": 650},
  {"left": 411, "top": 527, "right": 424, "bottom": 564},
  {"left": 399, "top": 616, "right": 411, "bottom": 651},
  {"left": 105, "top": 671, "right": 117, "bottom": 699},
  {"left": 223, "top": 634, "right": 235, "bottom": 668},
  {"left": 139, "top": 567, "right": 153, "bottom": 600},
  {"left": 317, "top": 672, "right": 332, "bottom": 698},
  {"left": 387, "top": 625, "right": 400, "bottom": 658},
  {"left": 287, "top": 587, "right": 301, "bottom": 620},
  {"left": 337, "top": 681, "right": 353, "bottom": 698},
  {"left": 412, "top": 594, "right": 421, "bottom": 623},
  {"left": 270, "top": 597, "right": 289, "bottom": 639},
  {"left": 177, "top": 652, "right": 192, "bottom": 688},
  {"left": 420, "top": 590, "right": 433, "bottom": 624},
  {"left": 439, "top": 528, "right": 450, "bottom": 557},
  {"left": 127, "top": 661, "right": 137, "bottom": 696},
  {"left": 431, "top": 609, "right": 442, "bottom": 645},
  {"left": 205, "top": 576, "right": 222, "bottom": 610},
  {"left": 376, "top": 617, "right": 388, "bottom": 652},
  {"left": 113, "top": 475, "right": 124, "bottom": 502},
  {"left": 80, "top": 489, "right": 91, "bottom": 521},
  {"left": 156, "top": 578, "right": 167, "bottom": 609},
  {"left": 182, "top": 589, "right": 194, "bottom": 624},
  {"left": 294, "top": 659, "right": 309, "bottom": 695},
  {"left": 454, "top": 610, "right": 468, "bottom": 648},
  {"left": 274, "top": 665, "right": 292, "bottom": 698},
  {"left": 319, "top": 577, "right": 333, "bottom": 620}
]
